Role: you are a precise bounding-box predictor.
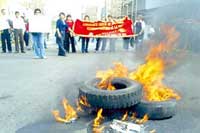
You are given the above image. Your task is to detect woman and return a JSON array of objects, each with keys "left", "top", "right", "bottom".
[
  {"left": 56, "top": 12, "right": 68, "bottom": 56},
  {"left": 81, "top": 15, "right": 90, "bottom": 53},
  {"left": 64, "top": 14, "right": 76, "bottom": 53}
]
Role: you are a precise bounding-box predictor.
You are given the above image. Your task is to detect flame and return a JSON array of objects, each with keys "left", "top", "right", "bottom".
[
  {"left": 52, "top": 110, "right": 69, "bottom": 123},
  {"left": 62, "top": 98, "right": 78, "bottom": 121},
  {"left": 129, "top": 26, "right": 181, "bottom": 101},
  {"left": 79, "top": 96, "right": 91, "bottom": 107},
  {"left": 121, "top": 111, "right": 128, "bottom": 121},
  {"left": 131, "top": 112, "right": 137, "bottom": 121},
  {"left": 93, "top": 126, "right": 105, "bottom": 133},
  {"left": 52, "top": 98, "right": 78, "bottom": 123},
  {"left": 135, "top": 114, "right": 149, "bottom": 124},
  {"left": 76, "top": 100, "right": 84, "bottom": 112},
  {"left": 96, "top": 62, "right": 128, "bottom": 90},
  {"left": 93, "top": 108, "right": 104, "bottom": 128}
]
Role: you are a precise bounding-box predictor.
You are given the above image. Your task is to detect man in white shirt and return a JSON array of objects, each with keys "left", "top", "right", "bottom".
[
  {"left": 29, "top": 8, "right": 50, "bottom": 59},
  {"left": 13, "top": 11, "right": 25, "bottom": 53},
  {"left": 0, "top": 9, "right": 12, "bottom": 53}
]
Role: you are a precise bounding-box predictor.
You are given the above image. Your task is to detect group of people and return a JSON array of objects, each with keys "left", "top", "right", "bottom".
[
  {"left": 0, "top": 8, "right": 149, "bottom": 59},
  {"left": 0, "top": 9, "right": 29, "bottom": 54}
]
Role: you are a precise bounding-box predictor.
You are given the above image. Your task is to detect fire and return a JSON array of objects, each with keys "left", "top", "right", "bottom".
[
  {"left": 93, "top": 108, "right": 104, "bottom": 128},
  {"left": 135, "top": 114, "right": 149, "bottom": 124},
  {"left": 129, "top": 26, "right": 181, "bottom": 101},
  {"left": 93, "top": 126, "right": 105, "bottom": 133},
  {"left": 52, "top": 98, "right": 78, "bottom": 123},
  {"left": 52, "top": 110, "right": 69, "bottom": 123},
  {"left": 79, "top": 96, "right": 91, "bottom": 107},
  {"left": 62, "top": 98, "right": 78, "bottom": 121},
  {"left": 131, "top": 112, "right": 137, "bottom": 121},
  {"left": 76, "top": 100, "right": 83, "bottom": 112},
  {"left": 95, "top": 25, "right": 181, "bottom": 101},
  {"left": 96, "top": 62, "right": 128, "bottom": 90},
  {"left": 121, "top": 111, "right": 128, "bottom": 121}
]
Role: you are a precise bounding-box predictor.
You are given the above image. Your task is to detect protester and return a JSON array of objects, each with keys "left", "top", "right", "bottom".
[
  {"left": 0, "top": 9, "right": 12, "bottom": 53},
  {"left": 55, "top": 12, "right": 67, "bottom": 56},
  {"left": 123, "top": 37, "right": 130, "bottom": 51},
  {"left": 134, "top": 15, "right": 146, "bottom": 50},
  {"left": 101, "top": 15, "right": 116, "bottom": 52},
  {"left": 13, "top": 11, "right": 25, "bottom": 53},
  {"left": 22, "top": 15, "right": 30, "bottom": 50},
  {"left": 29, "top": 8, "right": 48, "bottom": 59},
  {"left": 95, "top": 38, "right": 101, "bottom": 52},
  {"left": 64, "top": 14, "right": 76, "bottom": 53},
  {"left": 81, "top": 15, "right": 90, "bottom": 53}
]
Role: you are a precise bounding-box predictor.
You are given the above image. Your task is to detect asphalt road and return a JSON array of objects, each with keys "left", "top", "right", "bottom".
[{"left": 0, "top": 42, "right": 200, "bottom": 133}]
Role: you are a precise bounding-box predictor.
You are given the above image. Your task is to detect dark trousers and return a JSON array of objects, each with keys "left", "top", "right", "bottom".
[
  {"left": 95, "top": 38, "right": 101, "bottom": 51},
  {"left": 1, "top": 29, "right": 12, "bottom": 53},
  {"left": 14, "top": 29, "right": 24, "bottom": 52},
  {"left": 56, "top": 31, "right": 66, "bottom": 56},
  {"left": 64, "top": 32, "right": 76, "bottom": 53},
  {"left": 81, "top": 37, "right": 89, "bottom": 53},
  {"left": 24, "top": 32, "right": 29, "bottom": 47}
]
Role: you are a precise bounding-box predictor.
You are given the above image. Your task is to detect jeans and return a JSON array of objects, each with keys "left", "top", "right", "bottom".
[
  {"left": 81, "top": 37, "right": 89, "bottom": 53},
  {"left": 32, "top": 33, "right": 45, "bottom": 58},
  {"left": 101, "top": 38, "right": 107, "bottom": 51},
  {"left": 56, "top": 31, "right": 66, "bottom": 56},
  {"left": 1, "top": 29, "right": 12, "bottom": 52},
  {"left": 24, "top": 31, "right": 29, "bottom": 47}
]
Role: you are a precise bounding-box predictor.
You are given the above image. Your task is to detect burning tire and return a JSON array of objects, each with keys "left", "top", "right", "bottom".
[
  {"left": 79, "top": 78, "right": 142, "bottom": 109},
  {"left": 134, "top": 99, "right": 177, "bottom": 120}
]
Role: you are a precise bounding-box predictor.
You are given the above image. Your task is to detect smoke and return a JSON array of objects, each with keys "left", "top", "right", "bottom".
[{"left": 146, "top": 0, "right": 200, "bottom": 53}]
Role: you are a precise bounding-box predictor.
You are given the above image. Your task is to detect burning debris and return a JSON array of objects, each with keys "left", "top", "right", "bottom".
[
  {"left": 95, "top": 26, "right": 181, "bottom": 102},
  {"left": 52, "top": 98, "right": 78, "bottom": 124},
  {"left": 96, "top": 62, "right": 128, "bottom": 91},
  {"left": 93, "top": 108, "right": 105, "bottom": 133}
]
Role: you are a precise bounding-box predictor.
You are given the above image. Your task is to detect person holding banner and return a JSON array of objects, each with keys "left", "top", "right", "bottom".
[
  {"left": 81, "top": 15, "right": 90, "bottom": 53},
  {"left": 101, "top": 15, "right": 116, "bottom": 52},
  {"left": 64, "top": 14, "right": 76, "bottom": 53},
  {"left": 55, "top": 12, "right": 67, "bottom": 56}
]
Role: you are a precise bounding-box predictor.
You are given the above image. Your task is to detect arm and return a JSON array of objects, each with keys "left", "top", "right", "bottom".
[{"left": 56, "top": 20, "right": 62, "bottom": 38}]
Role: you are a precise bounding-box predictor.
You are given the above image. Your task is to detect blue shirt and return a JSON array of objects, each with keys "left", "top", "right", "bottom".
[{"left": 56, "top": 19, "right": 68, "bottom": 32}]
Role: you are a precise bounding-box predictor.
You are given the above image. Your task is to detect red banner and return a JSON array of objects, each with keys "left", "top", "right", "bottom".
[{"left": 73, "top": 17, "right": 134, "bottom": 38}]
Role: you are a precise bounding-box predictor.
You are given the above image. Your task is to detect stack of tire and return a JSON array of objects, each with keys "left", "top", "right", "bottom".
[{"left": 78, "top": 78, "right": 177, "bottom": 120}]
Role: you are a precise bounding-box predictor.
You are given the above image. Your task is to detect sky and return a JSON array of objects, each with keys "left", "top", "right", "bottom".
[
  {"left": 44, "top": 0, "right": 104, "bottom": 19},
  {"left": 2, "top": 0, "right": 105, "bottom": 19}
]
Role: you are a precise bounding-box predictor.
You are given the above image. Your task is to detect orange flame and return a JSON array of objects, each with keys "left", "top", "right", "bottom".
[
  {"left": 76, "top": 100, "right": 84, "bottom": 112},
  {"left": 52, "top": 98, "right": 78, "bottom": 123},
  {"left": 121, "top": 111, "right": 128, "bottom": 121},
  {"left": 79, "top": 96, "right": 91, "bottom": 107},
  {"left": 96, "top": 62, "right": 128, "bottom": 90},
  {"left": 62, "top": 98, "right": 78, "bottom": 121},
  {"left": 129, "top": 26, "right": 181, "bottom": 101},
  {"left": 131, "top": 112, "right": 137, "bottom": 121},
  {"left": 93, "top": 126, "right": 105, "bottom": 133},
  {"left": 93, "top": 108, "right": 104, "bottom": 128},
  {"left": 52, "top": 110, "right": 69, "bottom": 123},
  {"left": 135, "top": 114, "right": 149, "bottom": 124}
]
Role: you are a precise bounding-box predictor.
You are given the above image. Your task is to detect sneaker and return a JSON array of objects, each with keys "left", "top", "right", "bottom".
[
  {"left": 33, "top": 56, "right": 40, "bottom": 59},
  {"left": 21, "top": 51, "right": 26, "bottom": 53}
]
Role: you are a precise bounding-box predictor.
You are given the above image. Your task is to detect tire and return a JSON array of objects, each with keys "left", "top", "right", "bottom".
[
  {"left": 134, "top": 99, "right": 177, "bottom": 120},
  {"left": 78, "top": 78, "right": 142, "bottom": 109}
]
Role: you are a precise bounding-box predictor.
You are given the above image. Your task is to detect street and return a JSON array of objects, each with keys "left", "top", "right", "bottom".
[{"left": 0, "top": 42, "right": 200, "bottom": 133}]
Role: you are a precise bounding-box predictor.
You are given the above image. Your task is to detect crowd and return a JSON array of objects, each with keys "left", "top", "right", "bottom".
[{"left": 0, "top": 8, "right": 154, "bottom": 59}]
